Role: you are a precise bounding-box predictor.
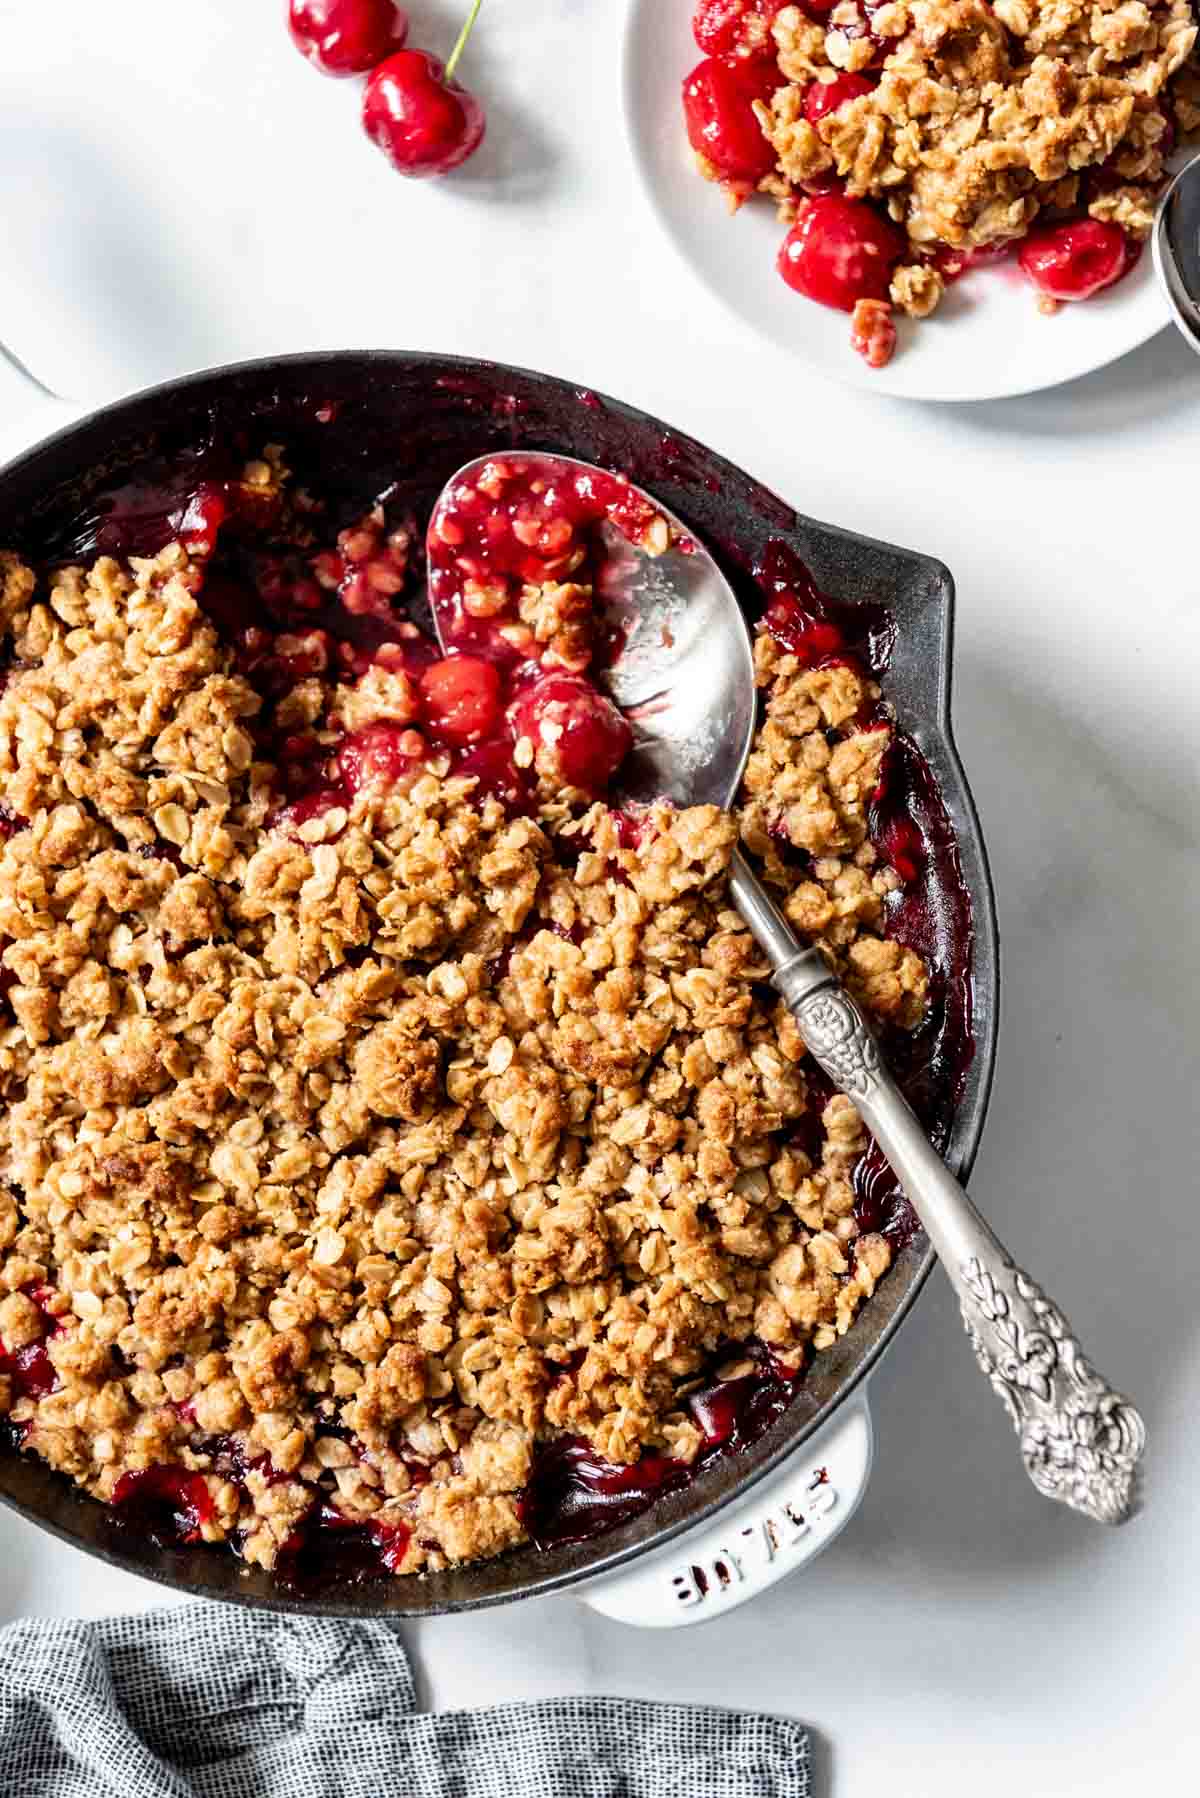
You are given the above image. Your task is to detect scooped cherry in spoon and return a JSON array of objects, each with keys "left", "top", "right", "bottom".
[{"left": 427, "top": 452, "right": 1145, "bottom": 1528}]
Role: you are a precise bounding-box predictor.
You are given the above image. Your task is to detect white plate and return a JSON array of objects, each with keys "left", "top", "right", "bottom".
[{"left": 622, "top": 0, "right": 1172, "bottom": 402}]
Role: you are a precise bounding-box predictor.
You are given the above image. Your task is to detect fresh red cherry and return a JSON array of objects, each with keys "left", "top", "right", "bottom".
[
  {"left": 363, "top": 49, "right": 485, "bottom": 176},
  {"left": 693, "top": 0, "right": 775, "bottom": 58},
  {"left": 777, "top": 194, "right": 903, "bottom": 311},
  {"left": 288, "top": 0, "right": 409, "bottom": 77},
  {"left": 421, "top": 655, "right": 501, "bottom": 744},
  {"left": 1017, "top": 219, "right": 1131, "bottom": 302},
  {"left": 682, "top": 57, "right": 778, "bottom": 183},
  {"left": 362, "top": 1, "right": 485, "bottom": 177},
  {"left": 509, "top": 674, "right": 633, "bottom": 795},
  {"left": 804, "top": 72, "right": 875, "bottom": 126}
]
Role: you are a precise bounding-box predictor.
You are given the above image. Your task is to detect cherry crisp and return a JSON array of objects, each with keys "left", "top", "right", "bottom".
[
  {"left": 0, "top": 448, "right": 937, "bottom": 1583},
  {"left": 684, "top": 0, "right": 1200, "bottom": 366}
]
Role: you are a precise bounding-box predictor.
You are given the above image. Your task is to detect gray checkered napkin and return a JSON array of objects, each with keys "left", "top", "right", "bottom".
[{"left": 0, "top": 1602, "right": 810, "bottom": 1797}]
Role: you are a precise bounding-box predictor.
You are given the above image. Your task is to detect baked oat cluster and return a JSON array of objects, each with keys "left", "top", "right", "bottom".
[
  {"left": 0, "top": 458, "right": 927, "bottom": 1581},
  {"left": 684, "top": 0, "right": 1200, "bottom": 365}
]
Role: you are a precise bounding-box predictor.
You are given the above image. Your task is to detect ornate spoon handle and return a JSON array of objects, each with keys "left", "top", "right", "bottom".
[{"left": 730, "top": 850, "right": 1146, "bottom": 1526}]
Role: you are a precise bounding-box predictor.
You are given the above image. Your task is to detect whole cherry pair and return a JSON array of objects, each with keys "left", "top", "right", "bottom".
[{"left": 288, "top": 0, "right": 485, "bottom": 177}]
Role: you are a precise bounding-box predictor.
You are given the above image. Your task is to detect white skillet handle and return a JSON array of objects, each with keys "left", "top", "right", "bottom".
[{"left": 577, "top": 1392, "right": 872, "bottom": 1629}]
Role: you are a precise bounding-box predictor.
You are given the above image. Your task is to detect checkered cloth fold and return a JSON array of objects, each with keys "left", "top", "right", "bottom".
[{"left": 0, "top": 1603, "right": 810, "bottom": 1797}]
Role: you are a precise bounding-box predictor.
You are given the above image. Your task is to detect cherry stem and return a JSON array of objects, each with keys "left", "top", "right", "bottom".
[{"left": 445, "top": 0, "right": 483, "bottom": 80}]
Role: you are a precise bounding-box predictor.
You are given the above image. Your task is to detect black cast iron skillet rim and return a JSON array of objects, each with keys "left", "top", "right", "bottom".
[{"left": 0, "top": 349, "right": 1000, "bottom": 1615}]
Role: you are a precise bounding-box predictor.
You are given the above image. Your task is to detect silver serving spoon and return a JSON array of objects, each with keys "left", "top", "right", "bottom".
[
  {"left": 1153, "top": 148, "right": 1200, "bottom": 355},
  {"left": 430, "top": 455, "right": 1146, "bottom": 1526}
]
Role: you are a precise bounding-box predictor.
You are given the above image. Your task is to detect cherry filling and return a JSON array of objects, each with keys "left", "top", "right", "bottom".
[
  {"left": 856, "top": 731, "right": 974, "bottom": 1248},
  {"left": 424, "top": 456, "right": 656, "bottom": 793},
  {"left": 107, "top": 1420, "right": 421, "bottom": 1584},
  {"left": 507, "top": 674, "right": 632, "bottom": 795},
  {"left": 452, "top": 737, "right": 537, "bottom": 814},
  {"left": 60, "top": 461, "right": 242, "bottom": 564},
  {"left": 428, "top": 456, "right": 658, "bottom": 607},
  {"left": 755, "top": 538, "right": 896, "bottom": 674},
  {"left": 0, "top": 1283, "right": 62, "bottom": 1412},
  {"left": 339, "top": 722, "right": 427, "bottom": 796},
  {"left": 274, "top": 1504, "right": 413, "bottom": 1590},
  {"left": 0, "top": 1339, "right": 57, "bottom": 1403},
  {"left": 244, "top": 459, "right": 656, "bottom": 828},
  {"left": 929, "top": 239, "right": 1014, "bottom": 286},
  {"left": 111, "top": 1466, "right": 215, "bottom": 1548},
  {"left": 32, "top": 452, "right": 655, "bottom": 830},
  {"left": 420, "top": 654, "right": 501, "bottom": 744},
  {"left": 522, "top": 1343, "right": 804, "bottom": 1547}
]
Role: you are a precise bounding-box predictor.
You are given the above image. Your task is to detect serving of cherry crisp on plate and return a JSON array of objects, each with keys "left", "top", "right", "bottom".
[
  {"left": 0, "top": 445, "right": 969, "bottom": 1587},
  {"left": 684, "top": 0, "right": 1200, "bottom": 366}
]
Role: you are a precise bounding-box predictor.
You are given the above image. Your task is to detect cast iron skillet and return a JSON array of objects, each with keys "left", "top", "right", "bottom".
[{"left": 0, "top": 351, "right": 999, "bottom": 1615}]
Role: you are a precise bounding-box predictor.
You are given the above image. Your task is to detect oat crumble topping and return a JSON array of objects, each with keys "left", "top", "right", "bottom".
[{"left": 0, "top": 457, "right": 938, "bottom": 1581}]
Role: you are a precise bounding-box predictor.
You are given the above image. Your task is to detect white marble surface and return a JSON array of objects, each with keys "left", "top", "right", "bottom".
[{"left": 0, "top": 2, "right": 1197, "bottom": 1793}]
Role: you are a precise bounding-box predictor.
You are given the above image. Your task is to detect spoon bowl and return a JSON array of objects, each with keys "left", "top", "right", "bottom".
[{"left": 427, "top": 452, "right": 757, "bottom": 810}]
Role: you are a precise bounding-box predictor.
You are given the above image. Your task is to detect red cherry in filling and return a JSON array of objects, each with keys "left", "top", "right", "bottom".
[
  {"left": 804, "top": 72, "right": 875, "bottom": 125},
  {"left": 1017, "top": 218, "right": 1131, "bottom": 302},
  {"left": 764, "top": 591, "right": 846, "bottom": 662},
  {"left": 688, "top": 1381, "right": 744, "bottom": 1447},
  {"left": 0, "top": 1337, "right": 58, "bottom": 1399},
  {"left": 682, "top": 56, "right": 778, "bottom": 183},
  {"left": 112, "top": 1466, "right": 215, "bottom": 1546},
  {"left": 288, "top": 0, "right": 409, "bottom": 77},
  {"left": 777, "top": 194, "right": 903, "bottom": 311},
  {"left": 362, "top": 48, "right": 485, "bottom": 177},
  {"left": 338, "top": 722, "right": 424, "bottom": 794},
  {"left": 454, "top": 738, "right": 533, "bottom": 812},
  {"left": 693, "top": 0, "right": 774, "bottom": 58},
  {"left": 421, "top": 655, "right": 501, "bottom": 745},
  {"left": 509, "top": 675, "right": 633, "bottom": 795}
]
